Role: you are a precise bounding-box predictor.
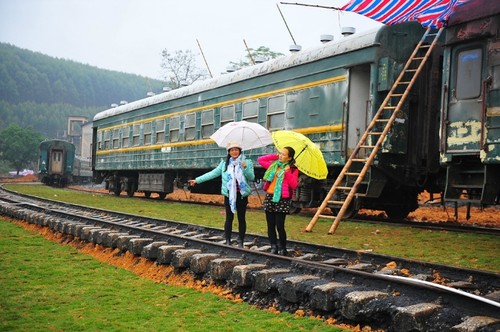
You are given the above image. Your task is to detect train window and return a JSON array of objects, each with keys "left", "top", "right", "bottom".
[
  {"left": 170, "top": 116, "right": 180, "bottom": 142},
  {"left": 155, "top": 119, "right": 165, "bottom": 144},
  {"left": 456, "top": 49, "right": 482, "bottom": 99},
  {"left": 97, "top": 132, "right": 103, "bottom": 150},
  {"left": 103, "top": 130, "right": 110, "bottom": 150},
  {"left": 201, "top": 109, "right": 214, "bottom": 138},
  {"left": 185, "top": 113, "right": 196, "bottom": 141},
  {"left": 122, "top": 127, "right": 130, "bottom": 147},
  {"left": 112, "top": 129, "right": 120, "bottom": 149},
  {"left": 267, "top": 95, "right": 285, "bottom": 130},
  {"left": 132, "top": 124, "right": 140, "bottom": 146},
  {"left": 242, "top": 100, "right": 258, "bottom": 123},
  {"left": 143, "top": 122, "right": 152, "bottom": 145},
  {"left": 220, "top": 105, "right": 235, "bottom": 127}
]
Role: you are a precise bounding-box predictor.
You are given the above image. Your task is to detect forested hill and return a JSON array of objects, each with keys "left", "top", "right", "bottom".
[{"left": 0, "top": 42, "right": 164, "bottom": 137}]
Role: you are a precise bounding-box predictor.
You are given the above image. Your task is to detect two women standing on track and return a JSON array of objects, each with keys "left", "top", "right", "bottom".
[{"left": 189, "top": 142, "right": 299, "bottom": 257}]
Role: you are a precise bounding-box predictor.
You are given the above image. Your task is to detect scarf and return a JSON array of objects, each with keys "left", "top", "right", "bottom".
[
  {"left": 226, "top": 156, "right": 247, "bottom": 213},
  {"left": 263, "top": 160, "right": 289, "bottom": 203}
]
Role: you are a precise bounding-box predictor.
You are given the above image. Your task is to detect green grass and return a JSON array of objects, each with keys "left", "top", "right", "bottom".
[
  {"left": 4, "top": 183, "right": 500, "bottom": 273},
  {"left": 0, "top": 218, "right": 348, "bottom": 332}
]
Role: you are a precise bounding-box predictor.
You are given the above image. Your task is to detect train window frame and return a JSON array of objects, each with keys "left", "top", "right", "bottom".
[
  {"left": 103, "top": 130, "right": 110, "bottom": 150},
  {"left": 143, "top": 122, "right": 152, "bottom": 146},
  {"left": 201, "top": 109, "right": 214, "bottom": 139},
  {"left": 185, "top": 113, "right": 196, "bottom": 141},
  {"left": 97, "top": 132, "right": 103, "bottom": 150},
  {"left": 169, "top": 116, "right": 180, "bottom": 143},
  {"left": 267, "top": 95, "right": 285, "bottom": 130},
  {"left": 242, "top": 100, "right": 259, "bottom": 123},
  {"left": 112, "top": 128, "right": 120, "bottom": 149},
  {"left": 122, "top": 126, "right": 130, "bottom": 147},
  {"left": 132, "top": 124, "right": 141, "bottom": 146},
  {"left": 220, "top": 105, "right": 235, "bottom": 127},
  {"left": 455, "top": 48, "right": 482, "bottom": 100},
  {"left": 155, "top": 119, "right": 165, "bottom": 144}
]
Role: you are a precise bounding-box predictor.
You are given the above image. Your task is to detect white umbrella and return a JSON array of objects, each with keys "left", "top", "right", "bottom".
[{"left": 210, "top": 121, "right": 272, "bottom": 151}]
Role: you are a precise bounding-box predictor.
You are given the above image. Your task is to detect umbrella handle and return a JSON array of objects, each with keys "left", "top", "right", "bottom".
[
  {"left": 252, "top": 181, "right": 262, "bottom": 204},
  {"left": 295, "top": 145, "right": 308, "bottom": 159}
]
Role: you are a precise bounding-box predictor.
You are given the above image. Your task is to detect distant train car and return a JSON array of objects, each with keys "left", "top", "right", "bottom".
[
  {"left": 92, "top": 2, "right": 499, "bottom": 218},
  {"left": 38, "top": 139, "right": 75, "bottom": 187},
  {"left": 73, "top": 156, "right": 92, "bottom": 184}
]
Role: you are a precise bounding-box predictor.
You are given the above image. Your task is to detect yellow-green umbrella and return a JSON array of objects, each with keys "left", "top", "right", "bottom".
[{"left": 271, "top": 130, "right": 328, "bottom": 180}]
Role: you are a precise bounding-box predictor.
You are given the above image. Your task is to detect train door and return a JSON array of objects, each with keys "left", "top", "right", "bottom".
[
  {"left": 50, "top": 149, "right": 64, "bottom": 174},
  {"left": 444, "top": 43, "right": 485, "bottom": 153},
  {"left": 346, "top": 64, "right": 370, "bottom": 158}
]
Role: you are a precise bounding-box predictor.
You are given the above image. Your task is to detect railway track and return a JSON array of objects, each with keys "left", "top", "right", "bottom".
[
  {"left": 70, "top": 184, "right": 500, "bottom": 236},
  {"left": 1, "top": 186, "right": 499, "bottom": 331}
]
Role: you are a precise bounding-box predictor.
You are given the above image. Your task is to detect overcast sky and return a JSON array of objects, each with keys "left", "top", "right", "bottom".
[{"left": 0, "top": 0, "right": 381, "bottom": 81}]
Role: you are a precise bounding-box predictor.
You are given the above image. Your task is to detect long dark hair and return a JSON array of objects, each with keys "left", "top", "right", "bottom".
[
  {"left": 284, "top": 146, "right": 295, "bottom": 166},
  {"left": 224, "top": 148, "right": 242, "bottom": 171}
]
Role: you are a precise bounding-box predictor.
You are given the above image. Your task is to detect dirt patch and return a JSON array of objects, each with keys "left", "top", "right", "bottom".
[{"left": 1, "top": 174, "right": 38, "bottom": 182}]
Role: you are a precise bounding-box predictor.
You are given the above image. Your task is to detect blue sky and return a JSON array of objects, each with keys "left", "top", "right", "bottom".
[{"left": 0, "top": 0, "right": 381, "bottom": 80}]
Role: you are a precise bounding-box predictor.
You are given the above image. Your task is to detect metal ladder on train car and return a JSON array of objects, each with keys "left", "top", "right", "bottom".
[{"left": 306, "top": 28, "right": 444, "bottom": 234}]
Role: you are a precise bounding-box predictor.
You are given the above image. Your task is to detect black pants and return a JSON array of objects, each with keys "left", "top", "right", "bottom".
[
  {"left": 265, "top": 211, "right": 287, "bottom": 248},
  {"left": 224, "top": 193, "right": 248, "bottom": 241}
]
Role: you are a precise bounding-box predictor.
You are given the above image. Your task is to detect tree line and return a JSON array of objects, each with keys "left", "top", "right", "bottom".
[{"left": 0, "top": 42, "right": 164, "bottom": 107}]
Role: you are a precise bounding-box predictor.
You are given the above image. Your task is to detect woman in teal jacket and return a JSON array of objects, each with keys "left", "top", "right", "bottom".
[{"left": 188, "top": 142, "right": 255, "bottom": 247}]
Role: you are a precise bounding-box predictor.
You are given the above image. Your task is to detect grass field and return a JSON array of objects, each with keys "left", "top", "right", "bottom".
[
  {"left": 0, "top": 218, "right": 353, "bottom": 331},
  {"left": 4, "top": 183, "right": 499, "bottom": 273}
]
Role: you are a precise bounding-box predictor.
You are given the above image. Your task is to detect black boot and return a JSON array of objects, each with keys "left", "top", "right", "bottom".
[
  {"left": 225, "top": 238, "right": 231, "bottom": 246},
  {"left": 278, "top": 248, "right": 288, "bottom": 256},
  {"left": 270, "top": 244, "right": 278, "bottom": 254},
  {"left": 278, "top": 241, "right": 288, "bottom": 256},
  {"left": 238, "top": 238, "right": 244, "bottom": 248}
]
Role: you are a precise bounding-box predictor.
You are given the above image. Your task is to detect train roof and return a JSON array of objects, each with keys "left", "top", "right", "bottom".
[
  {"left": 94, "top": 22, "right": 422, "bottom": 122},
  {"left": 39, "top": 139, "right": 75, "bottom": 150},
  {"left": 448, "top": 0, "right": 500, "bottom": 26}
]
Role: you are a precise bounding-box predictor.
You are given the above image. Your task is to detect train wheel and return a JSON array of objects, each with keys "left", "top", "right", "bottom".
[
  {"left": 157, "top": 193, "right": 166, "bottom": 200},
  {"left": 126, "top": 188, "right": 135, "bottom": 197},
  {"left": 328, "top": 196, "right": 359, "bottom": 219},
  {"left": 289, "top": 207, "right": 302, "bottom": 214},
  {"left": 329, "top": 204, "right": 358, "bottom": 219},
  {"left": 384, "top": 206, "right": 411, "bottom": 220},
  {"left": 112, "top": 177, "right": 121, "bottom": 196},
  {"left": 144, "top": 191, "right": 151, "bottom": 198},
  {"left": 382, "top": 188, "right": 418, "bottom": 220}
]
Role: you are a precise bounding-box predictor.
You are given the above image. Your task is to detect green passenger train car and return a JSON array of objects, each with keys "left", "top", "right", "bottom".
[
  {"left": 38, "top": 139, "right": 75, "bottom": 187},
  {"left": 92, "top": 4, "right": 500, "bottom": 218}
]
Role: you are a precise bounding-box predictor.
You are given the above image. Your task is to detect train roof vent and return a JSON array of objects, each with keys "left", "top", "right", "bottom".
[
  {"left": 146, "top": 92, "right": 155, "bottom": 97},
  {"left": 255, "top": 56, "right": 267, "bottom": 63},
  {"left": 320, "top": 34, "right": 334, "bottom": 43},
  {"left": 162, "top": 87, "right": 172, "bottom": 92},
  {"left": 111, "top": 103, "right": 118, "bottom": 108},
  {"left": 226, "top": 65, "right": 238, "bottom": 72},
  {"left": 341, "top": 27, "right": 356, "bottom": 36},
  {"left": 289, "top": 44, "right": 302, "bottom": 52},
  {"left": 180, "top": 81, "right": 188, "bottom": 86},
  {"left": 119, "top": 100, "right": 128, "bottom": 105}
]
